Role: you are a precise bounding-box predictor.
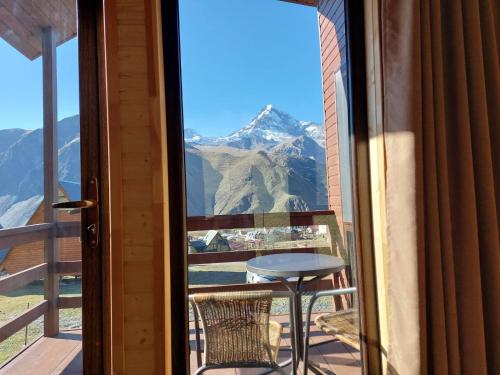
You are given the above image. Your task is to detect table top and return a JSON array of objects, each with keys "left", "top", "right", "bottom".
[{"left": 246, "top": 253, "right": 345, "bottom": 278}]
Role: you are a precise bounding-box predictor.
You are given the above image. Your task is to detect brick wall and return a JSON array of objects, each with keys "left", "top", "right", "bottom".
[
  {"left": 317, "top": 0, "right": 354, "bottom": 298},
  {"left": 318, "top": 0, "right": 347, "bottom": 220}
]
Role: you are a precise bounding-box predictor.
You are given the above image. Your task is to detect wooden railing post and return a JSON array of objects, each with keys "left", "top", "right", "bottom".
[{"left": 42, "top": 26, "right": 59, "bottom": 337}]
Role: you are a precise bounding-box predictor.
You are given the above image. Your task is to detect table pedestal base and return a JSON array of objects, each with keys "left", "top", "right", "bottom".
[{"left": 275, "top": 275, "right": 328, "bottom": 375}]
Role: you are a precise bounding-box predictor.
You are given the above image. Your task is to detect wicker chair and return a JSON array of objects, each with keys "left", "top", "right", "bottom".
[
  {"left": 303, "top": 287, "right": 359, "bottom": 374},
  {"left": 190, "top": 291, "right": 290, "bottom": 374}
]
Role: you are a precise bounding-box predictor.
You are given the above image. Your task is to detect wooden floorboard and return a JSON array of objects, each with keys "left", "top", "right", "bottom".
[
  {"left": 0, "top": 330, "right": 82, "bottom": 375},
  {"left": 1, "top": 313, "right": 361, "bottom": 374},
  {"left": 189, "top": 314, "right": 362, "bottom": 375}
]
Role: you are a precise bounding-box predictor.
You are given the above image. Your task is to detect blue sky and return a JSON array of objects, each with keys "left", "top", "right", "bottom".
[
  {"left": 0, "top": 0, "right": 323, "bottom": 135},
  {"left": 179, "top": 0, "right": 323, "bottom": 136},
  {"left": 0, "top": 38, "right": 79, "bottom": 130}
]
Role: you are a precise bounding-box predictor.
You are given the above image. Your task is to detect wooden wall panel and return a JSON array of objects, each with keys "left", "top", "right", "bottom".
[
  {"left": 1, "top": 205, "right": 80, "bottom": 275},
  {"left": 104, "top": 0, "right": 169, "bottom": 374}
]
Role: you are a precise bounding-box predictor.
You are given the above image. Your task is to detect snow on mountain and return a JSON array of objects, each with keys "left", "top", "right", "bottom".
[
  {"left": 184, "top": 128, "right": 203, "bottom": 143},
  {"left": 58, "top": 136, "right": 81, "bottom": 183},
  {"left": 220, "top": 104, "right": 303, "bottom": 148},
  {"left": 270, "top": 135, "right": 326, "bottom": 161},
  {"left": 0, "top": 195, "right": 43, "bottom": 228},
  {"left": 184, "top": 105, "right": 325, "bottom": 149},
  {"left": 299, "top": 121, "right": 325, "bottom": 147}
]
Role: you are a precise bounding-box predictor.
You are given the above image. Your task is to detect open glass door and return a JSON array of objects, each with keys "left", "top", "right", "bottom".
[
  {"left": 0, "top": 1, "right": 103, "bottom": 373},
  {"left": 174, "top": 0, "right": 365, "bottom": 373}
]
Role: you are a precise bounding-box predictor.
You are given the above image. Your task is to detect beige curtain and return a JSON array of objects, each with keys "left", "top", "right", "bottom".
[{"left": 381, "top": 0, "right": 500, "bottom": 374}]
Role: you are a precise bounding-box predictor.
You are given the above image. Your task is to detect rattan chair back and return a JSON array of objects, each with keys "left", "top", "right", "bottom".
[{"left": 191, "top": 291, "right": 280, "bottom": 368}]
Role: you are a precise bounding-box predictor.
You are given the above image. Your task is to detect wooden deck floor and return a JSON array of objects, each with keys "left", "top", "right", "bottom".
[
  {"left": 0, "top": 330, "right": 82, "bottom": 375},
  {"left": 189, "top": 314, "right": 361, "bottom": 375},
  {"left": 1, "top": 315, "right": 361, "bottom": 375}
]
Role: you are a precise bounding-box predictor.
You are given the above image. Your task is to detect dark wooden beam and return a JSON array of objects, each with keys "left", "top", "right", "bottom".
[
  {"left": 188, "top": 246, "right": 330, "bottom": 265},
  {"left": 345, "top": 0, "right": 382, "bottom": 372},
  {"left": 58, "top": 296, "right": 83, "bottom": 309},
  {"left": 0, "top": 263, "right": 48, "bottom": 294},
  {"left": 187, "top": 210, "right": 337, "bottom": 231},
  {"left": 42, "top": 26, "right": 59, "bottom": 337},
  {"left": 56, "top": 261, "right": 82, "bottom": 275},
  {"left": 188, "top": 278, "right": 334, "bottom": 294}
]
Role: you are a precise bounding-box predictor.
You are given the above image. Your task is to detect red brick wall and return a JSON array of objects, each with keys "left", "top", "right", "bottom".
[
  {"left": 318, "top": 0, "right": 346, "bottom": 221},
  {"left": 317, "top": 0, "right": 353, "bottom": 301},
  {"left": 0, "top": 205, "right": 81, "bottom": 275}
]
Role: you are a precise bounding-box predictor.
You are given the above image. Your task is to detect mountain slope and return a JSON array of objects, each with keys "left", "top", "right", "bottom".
[
  {"left": 0, "top": 116, "right": 80, "bottom": 225},
  {"left": 185, "top": 145, "right": 328, "bottom": 216},
  {"left": 0, "top": 129, "right": 28, "bottom": 154},
  {"left": 0, "top": 107, "right": 328, "bottom": 223}
]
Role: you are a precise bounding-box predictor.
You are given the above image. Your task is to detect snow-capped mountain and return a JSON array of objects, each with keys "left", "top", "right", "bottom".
[
  {"left": 184, "top": 105, "right": 325, "bottom": 149},
  {"left": 0, "top": 107, "right": 328, "bottom": 223},
  {"left": 182, "top": 105, "right": 328, "bottom": 216}
]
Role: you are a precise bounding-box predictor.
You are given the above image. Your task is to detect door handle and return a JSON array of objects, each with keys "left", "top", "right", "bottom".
[
  {"left": 52, "top": 177, "right": 99, "bottom": 248},
  {"left": 52, "top": 199, "right": 96, "bottom": 209}
]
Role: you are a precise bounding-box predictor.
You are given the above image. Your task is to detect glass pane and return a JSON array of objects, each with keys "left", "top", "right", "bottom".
[
  {"left": 180, "top": 0, "right": 361, "bottom": 373},
  {"left": 0, "top": 0, "right": 81, "bottom": 370}
]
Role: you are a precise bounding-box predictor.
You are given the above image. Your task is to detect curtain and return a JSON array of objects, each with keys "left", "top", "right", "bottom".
[{"left": 381, "top": 0, "right": 500, "bottom": 374}]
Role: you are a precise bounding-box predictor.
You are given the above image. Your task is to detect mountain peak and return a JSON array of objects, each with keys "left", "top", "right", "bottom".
[
  {"left": 183, "top": 105, "right": 325, "bottom": 149},
  {"left": 256, "top": 104, "right": 285, "bottom": 118}
]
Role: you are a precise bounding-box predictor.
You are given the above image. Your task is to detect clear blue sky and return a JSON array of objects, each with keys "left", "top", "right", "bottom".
[
  {"left": 179, "top": 0, "right": 323, "bottom": 136},
  {"left": 0, "top": 0, "right": 323, "bottom": 135},
  {"left": 0, "top": 38, "right": 79, "bottom": 130}
]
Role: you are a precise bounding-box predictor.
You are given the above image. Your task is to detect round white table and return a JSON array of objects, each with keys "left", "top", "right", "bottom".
[{"left": 247, "top": 253, "right": 345, "bottom": 374}]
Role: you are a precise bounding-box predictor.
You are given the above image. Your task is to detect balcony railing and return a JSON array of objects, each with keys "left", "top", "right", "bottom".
[
  {"left": 187, "top": 210, "right": 352, "bottom": 294},
  {"left": 0, "top": 221, "right": 82, "bottom": 347},
  {"left": 0, "top": 210, "right": 352, "bottom": 363}
]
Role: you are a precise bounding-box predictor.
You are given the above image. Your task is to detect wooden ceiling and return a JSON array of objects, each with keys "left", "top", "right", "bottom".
[{"left": 0, "top": 0, "right": 77, "bottom": 60}]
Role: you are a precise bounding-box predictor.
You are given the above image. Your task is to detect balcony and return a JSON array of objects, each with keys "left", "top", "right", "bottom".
[
  {"left": 186, "top": 211, "right": 361, "bottom": 374},
  {"left": 0, "top": 220, "right": 82, "bottom": 373},
  {"left": 0, "top": 212, "right": 361, "bottom": 374}
]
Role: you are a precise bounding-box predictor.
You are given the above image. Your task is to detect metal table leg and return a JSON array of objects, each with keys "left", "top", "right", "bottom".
[{"left": 276, "top": 276, "right": 326, "bottom": 374}]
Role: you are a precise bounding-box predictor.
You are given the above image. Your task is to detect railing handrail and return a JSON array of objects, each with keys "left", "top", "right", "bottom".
[
  {"left": 0, "top": 221, "right": 80, "bottom": 249},
  {"left": 188, "top": 246, "right": 330, "bottom": 265},
  {"left": 0, "top": 263, "right": 48, "bottom": 294},
  {"left": 0, "top": 260, "right": 83, "bottom": 344},
  {"left": 187, "top": 210, "right": 337, "bottom": 231},
  {"left": 186, "top": 212, "right": 351, "bottom": 295},
  {"left": 0, "top": 223, "right": 54, "bottom": 249}
]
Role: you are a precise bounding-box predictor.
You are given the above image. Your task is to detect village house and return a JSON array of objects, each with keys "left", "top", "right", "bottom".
[{"left": 0, "top": 181, "right": 81, "bottom": 275}]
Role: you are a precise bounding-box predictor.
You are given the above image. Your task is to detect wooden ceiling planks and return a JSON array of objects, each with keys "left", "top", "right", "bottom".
[{"left": 0, "top": 0, "right": 76, "bottom": 60}]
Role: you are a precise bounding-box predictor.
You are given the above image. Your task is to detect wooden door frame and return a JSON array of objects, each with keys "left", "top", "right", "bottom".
[
  {"left": 78, "top": 1, "right": 107, "bottom": 373},
  {"left": 344, "top": 0, "right": 382, "bottom": 373},
  {"left": 161, "top": 0, "right": 191, "bottom": 373}
]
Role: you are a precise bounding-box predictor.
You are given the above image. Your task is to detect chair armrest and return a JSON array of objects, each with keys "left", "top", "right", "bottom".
[
  {"left": 303, "top": 287, "right": 357, "bottom": 374},
  {"left": 309, "top": 287, "right": 357, "bottom": 304},
  {"left": 305, "top": 287, "right": 357, "bottom": 328}
]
